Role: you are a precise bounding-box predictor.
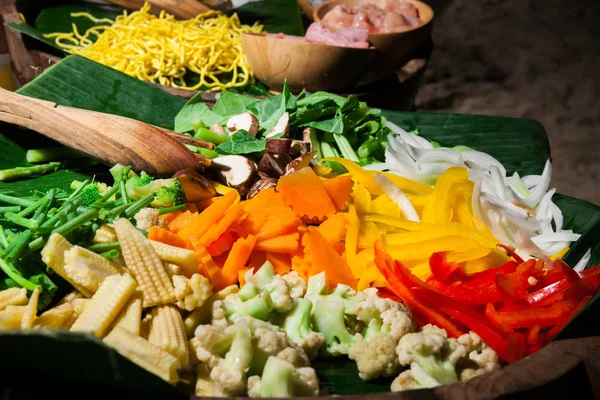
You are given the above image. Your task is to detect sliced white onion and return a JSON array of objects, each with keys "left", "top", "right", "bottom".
[
  {"left": 385, "top": 121, "right": 433, "bottom": 149},
  {"left": 521, "top": 174, "right": 541, "bottom": 188},
  {"left": 374, "top": 173, "right": 420, "bottom": 222},
  {"left": 516, "top": 229, "right": 551, "bottom": 257},
  {"left": 523, "top": 159, "right": 552, "bottom": 207},
  {"left": 573, "top": 249, "right": 591, "bottom": 273},
  {"left": 461, "top": 150, "right": 507, "bottom": 177},
  {"left": 531, "top": 232, "right": 581, "bottom": 244}
]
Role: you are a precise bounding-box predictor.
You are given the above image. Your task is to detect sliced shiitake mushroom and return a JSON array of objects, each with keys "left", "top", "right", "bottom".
[
  {"left": 259, "top": 153, "right": 293, "bottom": 178},
  {"left": 208, "top": 155, "right": 258, "bottom": 197},
  {"left": 290, "top": 140, "right": 311, "bottom": 155},
  {"left": 226, "top": 112, "right": 259, "bottom": 137},
  {"left": 265, "top": 112, "right": 290, "bottom": 138},
  {"left": 173, "top": 168, "right": 217, "bottom": 202},
  {"left": 265, "top": 138, "right": 292, "bottom": 154},
  {"left": 247, "top": 176, "right": 278, "bottom": 199},
  {"left": 284, "top": 152, "right": 315, "bottom": 176},
  {"left": 209, "top": 124, "right": 226, "bottom": 135}
]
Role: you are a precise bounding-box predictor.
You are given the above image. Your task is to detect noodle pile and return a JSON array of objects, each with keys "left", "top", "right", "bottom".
[{"left": 44, "top": 2, "right": 263, "bottom": 91}]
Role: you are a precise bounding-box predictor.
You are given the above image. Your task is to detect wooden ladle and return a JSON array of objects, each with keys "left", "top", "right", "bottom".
[{"left": 0, "top": 87, "right": 206, "bottom": 177}]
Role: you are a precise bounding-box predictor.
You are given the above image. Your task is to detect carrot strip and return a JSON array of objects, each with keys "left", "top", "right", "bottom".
[
  {"left": 206, "top": 231, "right": 239, "bottom": 256},
  {"left": 198, "top": 202, "right": 247, "bottom": 247},
  {"left": 303, "top": 227, "right": 357, "bottom": 289},
  {"left": 196, "top": 198, "right": 215, "bottom": 211},
  {"left": 255, "top": 232, "right": 300, "bottom": 253},
  {"left": 222, "top": 235, "right": 257, "bottom": 285},
  {"left": 316, "top": 213, "right": 347, "bottom": 244},
  {"left": 148, "top": 227, "right": 192, "bottom": 250},
  {"left": 266, "top": 252, "right": 292, "bottom": 275},
  {"left": 178, "top": 191, "right": 240, "bottom": 240},
  {"left": 256, "top": 208, "right": 302, "bottom": 241},
  {"left": 247, "top": 251, "right": 268, "bottom": 272},
  {"left": 160, "top": 210, "right": 183, "bottom": 224},
  {"left": 277, "top": 167, "right": 337, "bottom": 222},
  {"left": 321, "top": 175, "right": 354, "bottom": 211},
  {"left": 168, "top": 211, "right": 197, "bottom": 233},
  {"left": 193, "top": 244, "right": 227, "bottom": 290}
]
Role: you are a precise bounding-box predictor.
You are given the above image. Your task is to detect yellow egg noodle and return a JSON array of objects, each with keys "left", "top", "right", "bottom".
[{"left": 44, "top": 2, "right": 264, "bottom": 91}]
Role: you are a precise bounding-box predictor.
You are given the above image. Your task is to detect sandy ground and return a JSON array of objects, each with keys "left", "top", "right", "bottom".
[{"left": 416, "top": 0, "right": 600, "bottom": 206}]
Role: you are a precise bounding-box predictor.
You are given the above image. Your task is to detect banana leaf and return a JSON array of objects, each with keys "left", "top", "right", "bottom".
[{"left": 0, "top": 55, "right": 599, "bottom": 396}]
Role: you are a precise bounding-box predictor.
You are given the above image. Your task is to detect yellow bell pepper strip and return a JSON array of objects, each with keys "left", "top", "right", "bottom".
[
  {"left": 385, "top": 236, "right": 481, "bottom": 261},
  {"left": 421, "top": 167, "right": 469, "bottom": 224},
  {"left": 363, "top": 214, "right": 429, "bottom": 231},
  {"left": 351, "top": 181, "right": 372, "bottom": 215},
  {"left": 384, "top": 223, "right": 499, "bottom": 248},
  {"left": 358, "top": 221, "right": 382, "bottom": 249},
  {"left": 321, "top": 157, "right": 384, "bottom": 195},
  {"left": 367, "top": 171, "right": 433, "bottom": 195}
]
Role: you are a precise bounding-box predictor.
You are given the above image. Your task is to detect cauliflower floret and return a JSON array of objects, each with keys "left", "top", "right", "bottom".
[
  {"left": 173, "top": 273, "right": 213, "bottom": 311},
  {"left": 281, "top": 298, "right": 325, "bottom": 360},
  {"left": 391, "top": 364, "right": 440, "bottom": 391},
  {"left": 243, "top": 262, "right": 294, "bottom": 313},
  {"left": 346, "top": 288, "right": 416, "bottom": 380},
  {"left": 457, "top": 331, "right": 501, "bottom": 380},
  {"left": 247, "top": 356, "right": 319, "bottom": 397},
  {"left": 133, "top": 207, "right": 168, "bottom": 231},
  {"left": 281, "top": 271, "right": 307, "bottom": 299},
  {"left": 267, "top": 275, "right": 294, "bottom": 312},
  {"left": 348, "top": 332, "right": 400, "bottom": 380},
  {"left": 276, "top": 344, "right": 310, "bottom": 368}
]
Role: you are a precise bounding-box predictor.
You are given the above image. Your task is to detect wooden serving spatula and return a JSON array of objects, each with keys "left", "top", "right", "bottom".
[{"left": 0, "top": 87, "right": 207, "bottom": 177}]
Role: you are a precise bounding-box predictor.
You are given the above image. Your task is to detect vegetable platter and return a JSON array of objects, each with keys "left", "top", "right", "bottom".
[
  {"left": 1, "top": 14, "right": 600, "bottom": 400},
  {"left": 2, "top": 0, "right": 432, "bottom": 109}
]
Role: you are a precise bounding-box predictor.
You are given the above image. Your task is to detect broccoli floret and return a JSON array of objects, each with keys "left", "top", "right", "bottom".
[
  {"left": 72, "top": 181, "right": 111, "bottom": 207},
  {"left": 247, "top": 356, "right": 319, "bottom": 398},
  {"left": 304, "top": 272, "right": 360, "bottom": 357},
  {"left": 126, "top": 173, "right": 186, "bottom": 207},
  {"left": 281, "top": 298, "right": 325, "bottom": 360},
  {"left": 153, "top": 178, "right": 186, "bottom": 207}
]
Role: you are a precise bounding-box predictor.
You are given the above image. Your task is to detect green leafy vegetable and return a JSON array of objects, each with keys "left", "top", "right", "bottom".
[{"left": 216, "top": 131, "right": 266, "bottom": 155}]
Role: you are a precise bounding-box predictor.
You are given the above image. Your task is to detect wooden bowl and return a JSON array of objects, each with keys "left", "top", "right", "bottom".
[
  {"left": 313, "top": 0, "right": 434, "bottom": 76},
  {"left": 241, "top": 32, "right": 376, "bottom": 93}
]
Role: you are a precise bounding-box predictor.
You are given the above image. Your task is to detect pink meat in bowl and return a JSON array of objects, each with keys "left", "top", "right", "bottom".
[{"left": 266, "top": 22, "right": 370, "bottom": 49}]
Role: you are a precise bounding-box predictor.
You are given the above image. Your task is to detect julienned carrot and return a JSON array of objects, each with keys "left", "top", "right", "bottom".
[
  {"left": 303, "top": 227, "right": 357, "bottom": 289},
  {"left": 244, "top": 188, "right": 287, "bottom": 212},
  {"left": 222, "top": 235, "right": 257, "bottom": 285},
  {"left": 255, "top": 232, "right": 300, "bottom": 253},
  {"left": 168, "top": 211, "right": 197, "bottom": 233},
  {"left": 248, "top": 251, "right": 268, "bottom": 271},
  {"left": 206, "top": 231, "right": 239, "bottom": 256},
  {"left": 316, "top": 213, "right": 347, "bottom": 244},
  {"left": 178, "top": 190, "right": 240, "bottom": 240},
  {"left": 198, "top": 202, "right": 247, "bottom": 247},
  {"left": 160, "top": 210, "right": 184, "bottom": 224},
  {"left": 193, "top": 245, "right": 227, "bottom": 290},
  {"left": 321, "top": 175, "right": 354, "bottom": 211},
  {"left": 267, "top": 252, "right": 292, "bottom": 275},
  {"left": 255, "top": 208, "right": 302, "bottom": 241},
  {"left": 277, "top": 167, "right": 337, "bottom": 222},
  {"left": 148, "top": 227, "right": 192, "bottom": 250}
]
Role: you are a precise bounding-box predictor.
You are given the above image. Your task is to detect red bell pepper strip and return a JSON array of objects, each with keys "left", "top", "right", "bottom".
[
  {"left": 547, "top": 295, "right": 593, "bottom": 339},
  {"left": 581, "top": 266, "right": 600, "bottom": 286},
  {"left": 524, "top": 270, "right": 599, "bottom": 308},
  {"left": 409, "top": 287, "right": 515, "bottom": 363},
  {"left": 464, "top": 260, "right": 519, "bottom": 282},
  {"left": 495, "top": 272, "right": 521, "bottom": 300},
  {"left": 526, "top": 325, "right": 541, "bottom": 346},
  {"left": 374, "top": 242, "right": 465, "bottom": 338},
  {"left": 429, "top": 252, "right": 462, "bottom": 283},
  {"left": 485, "top": 302, "right": 575, "bottom": 329},
  {"left": 497, "top": 244, "right": 524, "bottom": 263}
]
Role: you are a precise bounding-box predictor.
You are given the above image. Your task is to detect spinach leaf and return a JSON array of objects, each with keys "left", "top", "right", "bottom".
[
  {"left": 215, "top": 131, "right": 266, "bottom": 155},
  {"left": 297, "top": 91, "right": 347, "bottom": 108},
  {"left": 212, "top": 91, "right": 259, "bottom": 117},
  {"left": 300, "top": 110, "right": 345, "bottom": 134},
  {"left": 174, "top": 93, "right": 224, "bottom": 133}
]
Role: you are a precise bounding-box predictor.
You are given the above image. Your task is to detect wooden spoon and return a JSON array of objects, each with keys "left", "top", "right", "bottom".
[{"left": 0, "top": 87, "right": 205, "bottom": 177}]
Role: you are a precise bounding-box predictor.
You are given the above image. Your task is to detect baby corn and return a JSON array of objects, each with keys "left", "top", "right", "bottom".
[
  {"left": 20, "top": 289, "right": 39, "bottom": 329},
  {"left": 63, "top": 245, "right": 125, "bottom": 293},
  {"left": 112, "top": 291, "right": 143, "bottom": 336},
  {"left": 148, "top": 305, "right": 190, "bottom": 368},
  {"left": 94, "top": 223, "right": 117, "bottom": 243},
  {"left": 150, "top": 241, "right": 199, "bottom": 277},
  {"left": 114, "top": 219, "right": 176, "bottom": 307},
  {"left": 70, "top": 273, "right": 137, "bottom": 337},
  {"left": 0, "top": 306, "right": 26, "bottom": 329},
  {"left": 0, "top": 287, "right": 28, "bottom": 310},
  {"left": 33, "top": 303, "right": 76, "bottom": 330},
  {"left": 163, "top": 262, "right": 182, "bottom": 277},
  {"left": 41, "top": 233, "right": 93, "bottom": 297},
  {"left": 104, "top": 326, "right": 180, "bottom": 384}
]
